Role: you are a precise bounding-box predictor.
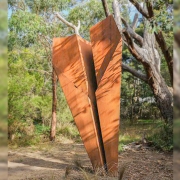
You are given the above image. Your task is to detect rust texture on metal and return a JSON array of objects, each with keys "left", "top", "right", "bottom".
[
  {"left": 90, "top": 15, "right": 122, "bottom": 175},
  {"left": 52, "top": 35, "right": 106, "bottom": 170}
]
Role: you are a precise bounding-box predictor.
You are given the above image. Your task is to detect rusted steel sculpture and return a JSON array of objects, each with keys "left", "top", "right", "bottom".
[
  {"left": 90, "top": 15, "right": 122, "bottom": 175},
  {"left": 53, "top": 15, "right": 122, "bottom": 176},
  {"left": 52, "top": 35, "right": 106, "bottom": 170}
]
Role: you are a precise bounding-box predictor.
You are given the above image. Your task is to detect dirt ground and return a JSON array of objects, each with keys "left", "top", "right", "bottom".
[{"left": 8, "top": 142, "right": 173, "bottom": 180}]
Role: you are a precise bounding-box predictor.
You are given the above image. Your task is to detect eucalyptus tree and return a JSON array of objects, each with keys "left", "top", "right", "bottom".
[{"left": 110, "top": 0, "right": 173, "bottom": 124}]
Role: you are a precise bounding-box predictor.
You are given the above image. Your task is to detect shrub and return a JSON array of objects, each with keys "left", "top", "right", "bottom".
[{"left": 147, "top": 123, "right": 173, "bottom": 151}]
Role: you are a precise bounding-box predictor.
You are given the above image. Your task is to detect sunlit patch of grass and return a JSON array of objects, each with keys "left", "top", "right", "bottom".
[
  {"left": 119, "top": 133, "right": 141, "bottom": 152},
  {"left": 119, "top": 119, "right": 164, "bottom": 152},
  {"left": 56, "top": 122, "right": 80, "bottom": 142}
]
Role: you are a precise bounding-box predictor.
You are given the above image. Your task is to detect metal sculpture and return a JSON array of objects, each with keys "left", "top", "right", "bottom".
[
  {"left": 53, "top": 15, "right": 122, "bottom": 176},
  {"left": 90, "top": 15, "right": 122, "bottom": 175},
  {"left": 53, "top": 35, "right": 106, "bottom": 170}
]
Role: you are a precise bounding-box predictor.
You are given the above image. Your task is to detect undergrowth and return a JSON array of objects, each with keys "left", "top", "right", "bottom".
[
  {"left": 119, "top": 119, "right": 173, "bottom": 152},
  {"left": 8, "top": 120, "right": 80, "bottom": 147},
  {"left": 56, "top": 122, "right": 80, "bottom": 141},
  {"left": 147, "top": 123, "right": 173, "bottom": 151}
]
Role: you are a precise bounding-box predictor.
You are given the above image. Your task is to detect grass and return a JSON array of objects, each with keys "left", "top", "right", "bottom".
[
  {"left": 119, "top": 119, "right": 164, "bottom": 152},
  {"left": 147, "top": 123, "right": 173, "bottom": 151},
  {"left": 118, "top": 133, "right": 141, "bottom": 152},
  {"left": 9, "top": 118, "right": 172, "bottom": 152},
  {"left": 8, "top": 120, "right": 81, "bottom": 148},
  {"left": 174, "top": 119, "right": 180, "bottom": 149},
  {"left": 56, "top": 122, "right": 80, "bottom": 142}
]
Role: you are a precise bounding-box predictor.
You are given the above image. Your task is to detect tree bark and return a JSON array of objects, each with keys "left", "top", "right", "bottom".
[
  {"left": 101, "top": 0, "right": 110, "bottom": 17},
  {"left": 49, "top": 14, "right": 81, "bottom": 141},
  {"left": 124, "top": 31, "right": 173, "bottom": 124},
  {"left": 129, "top": 0, "right": 173, "bottom": 85},
  {"left": 50, "top": 69, "right": 57, "bottom": 141},
  {"left": 147, "top": 66, "right": 173, "bottom": 124}
]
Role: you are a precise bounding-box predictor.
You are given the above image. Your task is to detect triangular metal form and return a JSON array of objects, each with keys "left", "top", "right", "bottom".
[
  {"left": 53, "top": 35, "right": 106, "bottom": 170},
  {"left": 53, "top": 15, "right": 122, "bottom": 176},
  {"left": 90, "top": 15, "right": 122, "bottom": 176}
]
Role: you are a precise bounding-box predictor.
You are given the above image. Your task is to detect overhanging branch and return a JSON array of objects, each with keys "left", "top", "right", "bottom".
[
  {"left": 122, "top": 63, "right": 147, "bottom": 82},
  {"left": 101, "top": 0, "right": 110, "bottom": 17},
  {"left": 113, "top": 0, "right": 123, "bottom": 33},
  {"left": 113, "top": 1, "right": 143, "bottom": 47},
  {"left": 146, "top": 0, "right": 154, "bottom": 18},
  {"left": 129, "top": 0, "right": 149, "bottom": 18}
]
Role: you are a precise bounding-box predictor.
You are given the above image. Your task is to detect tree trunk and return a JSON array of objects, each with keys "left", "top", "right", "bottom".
[
  {"left": 112, "top": 0, "right": 173, "bottom": 124},
  {"left": 50, "top": 69, "right": 57, "bottom": 141},
  {"left": 147, "top": 69, "right": 173, "bottom": 124}
]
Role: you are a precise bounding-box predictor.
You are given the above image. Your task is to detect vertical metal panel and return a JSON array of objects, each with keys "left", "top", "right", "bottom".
[
  {"left": 52, "top": 35, "right": 106, "bottom": 170},
  {"left": 90, "top": 15, "right": 122, "bottom": 176}
]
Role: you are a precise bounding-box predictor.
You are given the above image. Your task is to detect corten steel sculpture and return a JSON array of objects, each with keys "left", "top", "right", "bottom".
[
  {"left": 90, "top": 15, "right": 122, "bottom": 175},
  {"left": 52, "top": 35, "right": 106, "bottom": 170}
]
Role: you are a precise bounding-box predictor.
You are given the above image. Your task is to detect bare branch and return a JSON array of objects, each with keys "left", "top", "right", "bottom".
[
  {"left": 131, "top": 13, "right": 139, "bottom": 30},
  {"left": 121, "top": 17, "right": 128, "bottom": 27},
  {"left": 101, "top": 0, "right": 110, "bottom": 17},
  {"left": 146, "top": 0, "right": 154, "bottom": 18},
  {"left": 129, "top": 0, "right": 149, "bottom": 18},
  {"left": 123, "top": 30, "right": 134, "bottom": 49},
  {"left": 122, "top": 63, "right": 147, "bottom": 82},
  {"left": 122, "top": 17, "right": 143, "bottom": 46},
  {"left": 113, "top": 1, "right": 143, "bottom": 46},
  {"left": 39, "top": 34, "right": 52, "bottom": 45},
  {"left": 113, "top": 0, "right": 123, "bottom": 33},
  {"left": 155, "top": 31, "right": 173, "bottom": 84},
  {"left": 126, "top": 24, "right": 143, "bottom": 46},
  {"left": 123, "top": 31, "right": 149, "bottom": 67},
  {"left": 55, "top": 12, "right": 80, "bottom": 35}
]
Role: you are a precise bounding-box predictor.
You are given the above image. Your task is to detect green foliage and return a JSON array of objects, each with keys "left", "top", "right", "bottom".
[
  {"left": 9, "top": 11, "right": 45, "bottom": 47},
  {"left": 56, "top": 122, "right": 80, "bottom": 141},
  {"left": 174, "top": 120, "right": 180, "bottom": 150},
  {"left": 35, "top": 124, "right": 50, "bottom": 136},
  {"left": 150, "top": 0, "right": 173, "bottom": 54},
  {"left": 8, "top": 0, "right": 75, "bottom": 146},
  {"left": 68, "top": 0, "right": 105, "bottom": 40},
  {"left": 148, "top": 124, "right": 173, "bottom": 151},
  {"left": 153, "top": 0, "right": 173, "bottom": 25},
  {"left": 8, "top": 55, "right": 51, "bottom": 123},
  {"left": 119, "top": 119, "right": 157, "bottom": 152},
  {"left": 119, "top": 119, "right": 172, "bottom": 152}
]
